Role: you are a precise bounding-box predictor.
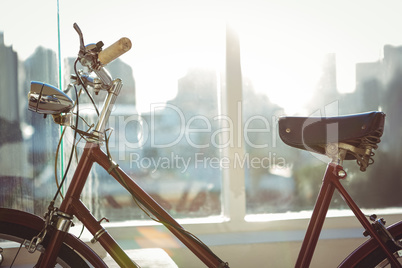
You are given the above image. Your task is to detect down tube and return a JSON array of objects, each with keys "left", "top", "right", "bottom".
[
  {"left": 71, "top": 199, "right": 138, "bottom": 267},
  {"left": 91, "top": 147, "right": 224, "bottom": 268}
]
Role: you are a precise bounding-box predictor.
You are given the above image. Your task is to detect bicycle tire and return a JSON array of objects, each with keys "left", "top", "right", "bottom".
[
  {"left": 0, "top": 221, "right": 89, "bottom": 267},
  {"left": 340, "top": 220, "right": 402, "bottom": 267},
  {"left": 0, "top": 208, "right": 107, "bottom": 267}
]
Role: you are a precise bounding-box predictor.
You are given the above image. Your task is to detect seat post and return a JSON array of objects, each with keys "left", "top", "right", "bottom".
[{"left": 325, "top": 143, "right": 347, "bottom": 166}]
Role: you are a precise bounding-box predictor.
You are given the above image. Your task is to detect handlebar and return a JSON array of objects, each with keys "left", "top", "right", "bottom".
[
  {"left": 98, "top": 37, "right": 132, "bottom": 65},
  {"left": 72, "top": 23, "right": 132, "bottom": 90}
]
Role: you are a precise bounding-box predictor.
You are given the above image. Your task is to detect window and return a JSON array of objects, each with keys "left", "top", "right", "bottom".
[
  {"left": 1, "top": 0, "right": 402, "bottom": 225},
  {"left": 0, "top": 0, "right": 59, "bottom": 216},
  {"left": 238, "top": 0, "right": 402, "bottom": 215}
]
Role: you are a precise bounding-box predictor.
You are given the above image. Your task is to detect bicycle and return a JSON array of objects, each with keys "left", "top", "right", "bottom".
[{"left": 0, "top": 23, "right": 401, "bottom": 267}]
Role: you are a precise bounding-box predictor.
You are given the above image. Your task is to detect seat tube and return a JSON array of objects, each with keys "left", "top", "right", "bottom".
[{"left": 295, "top": 163, "right": 339, "bottom": 268}]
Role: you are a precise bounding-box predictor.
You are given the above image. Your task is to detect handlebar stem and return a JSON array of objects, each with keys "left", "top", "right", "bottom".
[
  {"left": 94, "top": 67, "right": 113, "bottom": 89},
  {"left": 90, "top": 78, "right": 123, "bottom": 143}
]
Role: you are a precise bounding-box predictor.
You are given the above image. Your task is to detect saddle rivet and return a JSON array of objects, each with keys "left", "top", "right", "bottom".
[
  {"left": 361, "top": 125, "right": 366, "bottom": 130},
  {"left": 286, "top": 128, "right": 291, "bottom": 133}
]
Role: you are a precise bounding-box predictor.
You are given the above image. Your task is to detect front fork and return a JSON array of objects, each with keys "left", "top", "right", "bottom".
[{"left": 29, "top": 203, "right": 74, "bottom": 267}]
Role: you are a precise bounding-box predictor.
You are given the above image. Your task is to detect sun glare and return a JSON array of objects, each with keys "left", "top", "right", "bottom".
[
  {"left": 3, "top": 0, "right": 402, "bottom": 116},
  {"left": 227, "top": 0, "right": 400, "bottom": 115},
  {"left": 130, "top": 17, "right": 225, "bottom": 114},
  {"left": 230, "top": 14, "right": 327, "bottom": 115},
  {"left": 240, "top": 48, "right": 323, "bottom": 115}
]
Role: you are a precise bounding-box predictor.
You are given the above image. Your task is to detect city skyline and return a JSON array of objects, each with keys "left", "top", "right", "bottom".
[
  {"left": 2, "top": 19, "right": 402, "bottom": 215},
  {"left": 2, "top": 0, "right": 402, "bottom": 114},
  {"left": 1, "top": 30, "right": 399, "bottom": 117}
]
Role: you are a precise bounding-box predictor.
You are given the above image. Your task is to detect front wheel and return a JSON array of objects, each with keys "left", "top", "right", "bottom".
[
  {"left": 0, "top": 208, "right": 107, "bottom": 267},
  {"left": 340, "top": 220, "right": 402, "bottom": 267}
]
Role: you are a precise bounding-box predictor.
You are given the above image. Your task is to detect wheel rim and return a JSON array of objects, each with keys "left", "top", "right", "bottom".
[{"left": 0, "top": 234, "right": 71, "bottom": 267}]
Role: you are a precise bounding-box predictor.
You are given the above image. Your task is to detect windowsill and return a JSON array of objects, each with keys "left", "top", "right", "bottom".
[
  {"left": 98, "top": 215, "right": 229, "bottom": 228},
  {"left": 246, "top": 207, "right": 402, "bottom": 222}
]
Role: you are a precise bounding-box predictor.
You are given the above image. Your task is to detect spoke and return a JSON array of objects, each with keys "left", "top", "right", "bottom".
[{"left": 9, "top": 242, "right": 24, "bottom": 268}]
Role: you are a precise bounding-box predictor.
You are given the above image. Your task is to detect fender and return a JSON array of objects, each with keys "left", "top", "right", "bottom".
[
  {"left": 0, "top": 208, "right": 107, "bottom": 267},
  {"left": 339, "top": 220, "right": 402, "bottom": 267}
]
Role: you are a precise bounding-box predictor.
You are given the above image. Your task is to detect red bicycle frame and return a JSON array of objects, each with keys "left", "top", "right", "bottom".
[
  {"left": 40, "top": 142, "right": 225, "bottom": 267},
  {"left": 38, "top": 143, "right": 401, "bottom": 267},
  {"left": 296, "top": 162, "right": 401, "bottom": 267}
]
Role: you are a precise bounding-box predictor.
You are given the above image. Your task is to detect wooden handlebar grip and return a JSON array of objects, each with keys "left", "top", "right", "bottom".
[{"left": 98, "top": 37, "right": 132, "bottom": 65}]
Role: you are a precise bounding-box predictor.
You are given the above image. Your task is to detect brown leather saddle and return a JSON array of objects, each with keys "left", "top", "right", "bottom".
[{"left": 278, "top": 111, "right": 385, "bottom": 162}]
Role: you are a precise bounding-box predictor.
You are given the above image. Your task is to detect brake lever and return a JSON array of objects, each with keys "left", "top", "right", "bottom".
[
  {"left": 73, "top": 23, "right": 86, "bottom": 57},
  {"left": 72, "top": 23, "right": 112, "bottom": 89}
]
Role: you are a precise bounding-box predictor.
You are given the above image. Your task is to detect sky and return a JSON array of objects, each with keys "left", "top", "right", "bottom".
[{"left": 1, "top": 0, "right": 402, "bottom": 114}]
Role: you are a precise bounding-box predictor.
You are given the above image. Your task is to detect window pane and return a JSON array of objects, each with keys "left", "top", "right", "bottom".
[
  {"left": 59, "top": 1, "right": 225, "bottom": 221},
  {"left": 0, "top": 0, "right": 59, "bottom": 216},
  {"left": 240, "top": 1, "right": 402, "bottom": 214}
]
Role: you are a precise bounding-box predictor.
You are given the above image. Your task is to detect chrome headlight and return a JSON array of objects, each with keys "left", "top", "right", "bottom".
[{"left": 28, "top": 81, "right": 74, "bottom": 115}]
